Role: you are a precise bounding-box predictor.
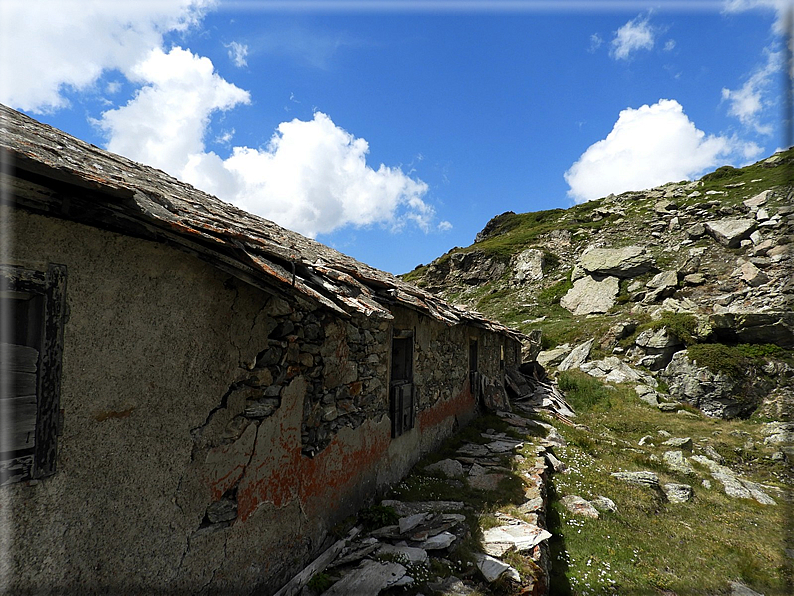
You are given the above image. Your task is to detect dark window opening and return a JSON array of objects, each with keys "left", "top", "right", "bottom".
[
  {"left": 469, "top": 338, "right": 480, "bottom": 401},
  {"left": 390, "top": 331, "right": 415, "bottom": 438},
  {"left": 1, "top": 263, "right": 66, "bottom": 485}
]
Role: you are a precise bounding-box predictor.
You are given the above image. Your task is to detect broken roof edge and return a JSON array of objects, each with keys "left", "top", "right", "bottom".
[{"left": 0, "top": 104, "right": 525, "bottom": 342}]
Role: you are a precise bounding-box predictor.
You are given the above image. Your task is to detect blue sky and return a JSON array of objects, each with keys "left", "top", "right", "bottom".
[{"left": 0, "top": 1, "right": 788, "bottom": 274}]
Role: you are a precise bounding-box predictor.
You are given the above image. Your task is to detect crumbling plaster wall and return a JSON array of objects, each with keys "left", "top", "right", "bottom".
[{"left": 3, "top": 209, "right": 519, "bottom": 595}]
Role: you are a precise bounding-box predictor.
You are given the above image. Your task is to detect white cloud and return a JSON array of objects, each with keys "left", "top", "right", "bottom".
[
  {"left": 96, "top": 48, "right": 432, "bottom": 238},
  {"left": 721, "top": 49, "right": 779, "bottom": 135},
  {"left": 610, "top": 14, "right": 655, "bottom": 60},
  {"left": 226, "top": 41, "right": 249, "bottom": 68},
  {"left": 564, "top": 99, "right": 761, "bottom": 203},
  {"left": 663, "top": 39, "right": 676, "bottom": 52},
  {"left": 588, "top": 33, "right": 603, "bottom": 53},
  {"left": 437, "top": 221, "right": 453, "bottom": 232},
  {"left": 97, "top": 47, "right": 250, "bottom": 177},
  {"left": 215, "top": 113, "right": 433, "bottom": 237},
  {"left": 0, "top": 0, "right": 213, "bottom": 112}
]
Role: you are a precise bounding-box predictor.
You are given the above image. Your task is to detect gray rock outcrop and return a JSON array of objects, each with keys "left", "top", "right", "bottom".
[
  {"left": 560, "top": 276, "right": 620, "bottom": 315},
  {"left": 579, "top": 246, "right": 655, "bottom": 278},
  {"left": 660, "top": 351, "right": 769, "bottom": 419}
]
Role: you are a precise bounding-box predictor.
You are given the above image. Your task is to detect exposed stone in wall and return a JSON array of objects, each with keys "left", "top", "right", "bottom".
[{"left": 302, "top": 316, "right": 390, "bottom": 456}]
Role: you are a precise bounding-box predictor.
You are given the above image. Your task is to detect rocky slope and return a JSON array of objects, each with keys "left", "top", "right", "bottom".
[{"left": 404, "top": 149, "right": 794, "bottom": 422}]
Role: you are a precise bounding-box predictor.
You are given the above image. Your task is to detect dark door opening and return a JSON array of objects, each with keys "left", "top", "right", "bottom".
[{"left": 390, "top": 333, "right": 415, "bottom": 438}]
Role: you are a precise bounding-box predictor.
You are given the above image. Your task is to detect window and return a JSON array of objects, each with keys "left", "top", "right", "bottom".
[
  {"left": 389, "top": 330, "right": 415, "bottom": 438},
  {"left": 469, "top": 338, "right": 480, "bottom": 401},
  {"left": 1, "top": 263, "right": 66, "bottom": 485}
]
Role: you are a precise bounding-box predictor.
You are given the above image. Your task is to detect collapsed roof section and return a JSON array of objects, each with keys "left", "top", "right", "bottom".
[{"left": 0, "top": 104, "right": 523, "bottom": 341}]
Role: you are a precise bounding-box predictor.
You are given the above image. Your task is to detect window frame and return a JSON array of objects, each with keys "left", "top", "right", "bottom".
[{"left": 1, "top": 262, "right": 66, "bottom": 485}]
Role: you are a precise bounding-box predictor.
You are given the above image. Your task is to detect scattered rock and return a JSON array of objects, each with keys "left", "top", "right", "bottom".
[
  {"left": 610, "top": 471, "right": 660, "bottom": 490},
  {"left": 590, "top": 495, "right": 617, "bottom": 513},
  {"left": 663, "top": 483, "right": 693, "bottom": 503},
  {"left": 635, "top": 385, "right": 660, "bottom": 406},
  {"left": 663, "top": 450, "right": 695, "bottom": 475},
  {"left": 662, "top": 437, "right": 693, "bottom": 450},
  {"left": 580, "top": 356, "right": 656, "bottom": 386},
  {"left": 537, "top": 344, "right": 572, "bottom": 368},
  {"left": 561, "top": 495, "right": 600, "bottom": 518},
  {"left": 691, "top": 456, "right": 775, "bottom": 504},
  {"left": 743, "top": 190, "right": 770, "bottom": 210},
  {"left": 729, "top": 582, "right": 765, "bottom": 596},
  {"left": 425, "top": 459, "right": 465, "bottom": 478},
  {"left": 739, "top": 262, "right": 769, "bottom": 287},
  {"left": 557, "top": 339, "right": 594, "bottom": 371}
]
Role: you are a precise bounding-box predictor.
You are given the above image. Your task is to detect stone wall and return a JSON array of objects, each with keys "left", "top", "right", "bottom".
[{"left": 3, "top": 209, "right": 519, "bottom": 595}]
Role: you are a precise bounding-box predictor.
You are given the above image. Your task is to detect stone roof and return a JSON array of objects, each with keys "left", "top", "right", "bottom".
[{"left": 1, "top": 104, "right": 523, "bottom": 340}]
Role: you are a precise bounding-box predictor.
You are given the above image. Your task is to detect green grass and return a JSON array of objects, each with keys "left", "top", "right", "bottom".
[{"left": 546, "top": 381, "right": 791, "bottom": 595}]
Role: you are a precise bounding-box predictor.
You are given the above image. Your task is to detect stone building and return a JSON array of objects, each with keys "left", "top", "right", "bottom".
[{"left": 0, "top": 104, "right": 522, "bottom": 594}]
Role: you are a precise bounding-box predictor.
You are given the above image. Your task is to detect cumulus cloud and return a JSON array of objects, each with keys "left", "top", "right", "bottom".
[
  {"left": 564, "top": 99, "right": 761, "bottom": 203},
  {"left": 96, "top": 47, "right": 432, "bottom": 238},
  {"left": 610, "top": 14, "right": 655, "bottom": 60},
  {"left": 97, "top": 47, "right": 251, "bottom": 177},
  {"left": 0, "top": 0, "right": 213, "bottom": 112},
  {"left": 215, "top": 113, "right": 433, "bottom": 237},
  {"left": 226, "top": 41, "right": 249, "bottom": 67}
]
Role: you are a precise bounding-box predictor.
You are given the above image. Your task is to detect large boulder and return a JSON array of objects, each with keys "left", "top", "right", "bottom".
[
  {"left": 579, "top": 246, "right": 655, "bottom": 278},
  {"left": 705, "top": 219, "right": 757, "bottom": 248},
  {"left": 560, "top": 276, "right": 620, "bottom": 315},
  {"left": 660, "top": 350, "right": 772, "bottom": 418}
]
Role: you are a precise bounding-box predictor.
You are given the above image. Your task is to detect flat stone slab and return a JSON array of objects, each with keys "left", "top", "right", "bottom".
[
  {"left": 482, "top": 522, "right": 552, "bottom": 556},
  {"left": 325, "top": 560, "right": 406, "bottom": 595},
  {"left": 381, "top": 500, "right": 464, "bottom": 516},
  {"left": 398, "top": 513, "right": 430, "bottom": 534},
  {"left": 474, "top": 552, "right": 521, "bottom": 583},
  {"left": 457, "top": 443, "right": 490, "bottom": 457},
  {"left": 557, "top": 339, "right": 594, "bottom": 371},
  {"left": 560, "top": 276, "right": 620, "bottom": 315},
  {"left": 705, "top": 219, "right": 757, "bottom": 248},
  {"left": 420, "top": 531, "right": 456, "bottom": 550},
  {"left": 486, "top": 439, "right": 524, "bottom": 453},
  {"left": 579, "top": 245, "right": 654, "bottom": 278},
  {"left": 377, "top": 544, "right": 428, "bottom": 564}
]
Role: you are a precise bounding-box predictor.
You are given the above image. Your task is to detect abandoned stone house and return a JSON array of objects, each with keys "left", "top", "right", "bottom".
[{"left": 0, "top": 104, "right": 523, "bottom": 594}]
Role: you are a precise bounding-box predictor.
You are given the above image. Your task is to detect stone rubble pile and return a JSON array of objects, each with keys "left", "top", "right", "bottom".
[{"left": 281, "top": 409, "right": 557, "bottom": 595}]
